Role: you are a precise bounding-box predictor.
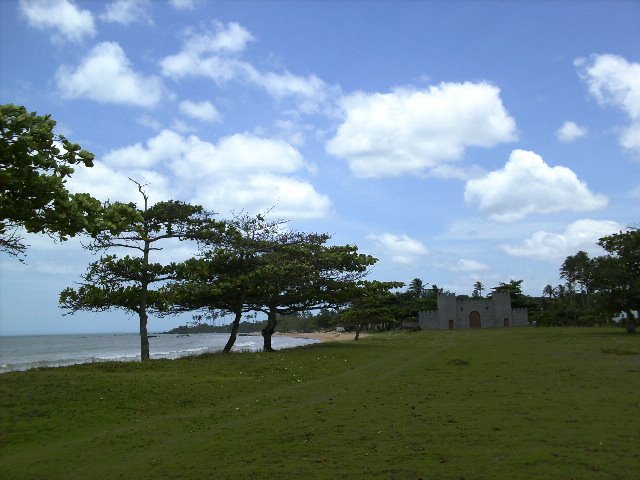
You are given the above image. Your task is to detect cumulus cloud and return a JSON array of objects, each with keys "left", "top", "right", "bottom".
[
  {"left": 464, "top": 149, "right": 608, "bottom": 222},
  {"left": 55, "top": 42, "right": 164, "bottom": 107},
  {"left": 576, "top": 54, "right": 640, "bottom": 153},
  {"left": 366, "top": 233, "right": 428, "bottom": 265},
  {"left": 66, "top": 161, "right": 172, "bottom": 206},
  {"left": 449, "top": 258, "right": 490, "bottom": 272},
  {"left": 160, "top": 22, "right": 253, "bottom": 80},
  {"left": 169, "top": 0, "right": 195, "bottom": 10},
  {"left": 179, "top": 100, "right": 221, "bottom": 122},
  {"left": 96, "top": 130, "right": 330, "bottom": 219},
  {"left": 556, "top": 121, "right": 587, "bottom": 142},
  {"left": 19, "top": 0, "right": 96, "bottom": 43},
  {"left": 326, "top": 82, "right": 517, "bottom": 178},
  {"left": 193, "top": 174, "right": 332, "bottom": 220},
  {"left": 503, "top": 219, "right": 622, "bottom": 261},
  {"left": 101, "top": 0, "right": 153, "bottom": 25},
  {"left": 160, "top": 22, "right": 331, "bottom": 113}
]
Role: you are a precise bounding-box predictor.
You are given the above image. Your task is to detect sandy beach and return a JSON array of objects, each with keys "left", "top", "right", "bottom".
[{"left": 275, "top": 331, "right": 366, "bottom": 343}]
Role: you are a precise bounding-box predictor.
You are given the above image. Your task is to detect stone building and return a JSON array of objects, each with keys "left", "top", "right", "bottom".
[{"left": 418, "top": 291, "right": 528, "bottom": 330}]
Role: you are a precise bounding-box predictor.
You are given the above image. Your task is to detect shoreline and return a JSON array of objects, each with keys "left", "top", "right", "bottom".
[{"left": 275, "top": 331, "right": 366, "bottom": 343}]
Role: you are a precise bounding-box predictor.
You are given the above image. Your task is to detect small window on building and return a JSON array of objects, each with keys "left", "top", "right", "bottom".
[
  {"left": 485, "top": 306, "right": 489, "bottom": 310},
  {"left": 460, "top": 307, "right": 464, "bottom": 311}
]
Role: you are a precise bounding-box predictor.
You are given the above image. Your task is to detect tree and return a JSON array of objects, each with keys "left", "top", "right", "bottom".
[
  {"left": 244, "top": 230, "right": 377, "bottom": 351},
  {"left": 406, "top": 278, "right": 427, "bottom": 298},
  {"left": 543, "top": 284, "right": 555, "bottom": 299},
  {"left": 163, "top": 213, "right": 289, "bottom": 353},
  {"left": 490, "top": 279, "right": 536, "bottom": 310},
  {"left": 561, "top": 251, "right": 592, "bottom": 294},
  {"left": 1, "top": 104, "right": 101, "bottom": 258},
  {"left": 340, "top": 280, "right": 404, "bottom": 339},
  {"left": 164, "top": 214, "right": 377, "bottom": 351},
  {"left": 591, "top": 227, "right": 640, "bottom": 333},
  {"left": 472, "top": 281, "right": 485, "bottom": 298},
  {"left": 60, "top": 181, "right": 219, "bottom": 360}
]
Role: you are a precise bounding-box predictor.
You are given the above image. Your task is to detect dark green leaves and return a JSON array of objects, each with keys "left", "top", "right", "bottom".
[{"left": 1, "top": 104, "right": 100, "bottom": 257}]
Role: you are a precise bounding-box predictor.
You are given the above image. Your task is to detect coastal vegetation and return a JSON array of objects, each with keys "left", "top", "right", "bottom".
[
  {"left": 0, "top": 104, "right": 100, "bottom": 258},
  {"left": 3, "top": 104, "right": 637, "bottom": 367},
  {"left": 1, "top": 328, "right": 638, "bottom": 479}
]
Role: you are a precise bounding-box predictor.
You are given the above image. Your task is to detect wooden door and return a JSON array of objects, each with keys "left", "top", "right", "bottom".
[{"left": 469, "top": 311, "right": 481, "bottom": 329}]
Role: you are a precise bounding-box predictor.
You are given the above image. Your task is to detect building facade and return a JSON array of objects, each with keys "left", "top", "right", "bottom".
[{"left": 418, "top": 292, "right": 529, "bottom": 330}]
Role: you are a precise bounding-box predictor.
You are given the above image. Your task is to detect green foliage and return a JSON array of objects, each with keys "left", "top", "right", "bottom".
[
  {"left": 538, "top": 226, "right": 639, "bottom": 329},
  {"left": 60, "top": 182, "right": 219, "bottom": 360},
  {"left": 472, "top": 280, "right": 485, "bottom": 298},
  {"left": 339, "top": 280, "right": 404, "bottom": 333},
  {"left": 0, "top": 104, "right": 101, "bottom": 257},
  {"left": 594, "top": 227, "right": 640, "bottom": 321},
  {"left": 490, "top": 279, "right": 537, "bottom": 310},
  {"left": 167, "top": 212, "right": 378, "bottom": 350},
  {"left": 1, "top": 329, "right": 638, "bottom": 479}
]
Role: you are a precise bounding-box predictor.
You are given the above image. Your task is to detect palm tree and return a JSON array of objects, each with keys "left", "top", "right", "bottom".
[
  {"left": 407, "top": 278, "right": 427, "bottom": 298},
  {"left": 472, "top": 281, "right": 485, "bottom": 298}
]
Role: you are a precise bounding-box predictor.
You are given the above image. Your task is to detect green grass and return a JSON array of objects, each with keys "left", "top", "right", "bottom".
[{"left": 1, "top": 328, "right": 639, "bottom": 479}]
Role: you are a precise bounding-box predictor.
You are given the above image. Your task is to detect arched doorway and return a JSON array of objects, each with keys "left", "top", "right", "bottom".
[
  {"left": 469, "top": 311, "right": 481, "bottom": 329},
  {"left": 448, "top": 319, "right": 454, "bottom": 329},
  {"left": 504, "top": 318, "right": 510, "bottom": 327}
]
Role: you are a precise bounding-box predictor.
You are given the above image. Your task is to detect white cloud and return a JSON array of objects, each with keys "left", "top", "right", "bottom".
[
  {"left": 160, "top": 23, "right": 331, "bottom": 113},
  {"left": 169, "top": 0, "right": 196, "bottom": 10},
  {"left": 136, "top": 114, "right": 163, "bottom": 131},
  {"left": 162, "top": 22, "right": 253, "bottom": 68},
  {"left": 556, "top": 121, "right": 587, "bottom": 142},
  {"left": 326, "top": 82, "right": 517, "bottom": 178},
  {"left": 576, "top": 54, "right": 640, "bottom": 153},
  {"left": 101, "top": 0, "right": 153, "bottom": 25},
  {"left": 179, "top": 100, "right": 221, "bottom": 122},
  {"left": 97, "top": 130, "right": 330, "bottom": 219},
  {"left": 449, "top": 258, "right": 490, "bottom": 272},
  {"left": 169, "top": 132, "right": 311, "bottom": 178},
  {"left": 66, "top": 161, "right": 173, "bottom": 206},
  {"left": 19, "top": 0, "right": 96, "bottom": 43},
  {"left": 55, "top": 42, "right": 164, "bottom": 107},
  {"left": 503, "top": 219, "right": 622, "bottom": 261},
  {"left": 194, "top": 174, "right": 332, "bottom": 220},
  {"left": 464, "top": 149, "right": 608, "bottom": 222},
  {"left": 366, "top": 233, "right": 428, "bottom": 265}
]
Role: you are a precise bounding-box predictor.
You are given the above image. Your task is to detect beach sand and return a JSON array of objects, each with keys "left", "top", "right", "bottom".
[{"left": 275, "top": 331, "right": 366, "bottom": 343}]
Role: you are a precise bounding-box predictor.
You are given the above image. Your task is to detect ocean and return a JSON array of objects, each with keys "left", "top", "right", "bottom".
[{"left": 0, "top": 333, "right": 319, "bottom": 374}]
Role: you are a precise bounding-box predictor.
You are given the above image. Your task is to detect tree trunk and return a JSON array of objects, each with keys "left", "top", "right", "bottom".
[
  {"left": 262, "top": 308, "right": 277, "bottom": 352},
  {"left": 355, "top": 324, "right": 361, "bottom": 341},
  {"left": 139, "top": 310, "right": 150, "bottom": 361},
  {"left": 223, "top": 309, "right": 243, "bottom": 353},
  {"left": 624, "top": 309, "right": 637, "bottom": 334},
  {"left": 139, "top": 236, "right": 151, "bottom": 361}
]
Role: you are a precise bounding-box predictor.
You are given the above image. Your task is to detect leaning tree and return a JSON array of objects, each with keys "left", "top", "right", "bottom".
[
  {"left": 0, "top": 104, "right": 102, "bottom": 258},
  {"left": 165, "top": 213, "right": 377, "bottom": 352},
  {"left": 60, "top": 181, "right": 220, "bottom": 360},
  {"left": 246, "top": 232, "right": 378, "bottom": 351},
  {"left": 163, "top": 212, "right": 290, "bottom": 353}
]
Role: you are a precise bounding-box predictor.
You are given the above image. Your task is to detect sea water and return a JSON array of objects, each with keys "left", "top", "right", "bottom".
[{"left": 0, "top": 333, "right": 319, "bottom": 373}]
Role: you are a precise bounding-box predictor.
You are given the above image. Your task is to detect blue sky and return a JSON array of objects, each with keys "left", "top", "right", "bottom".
[{"left": 1, "top": 0, "right": 639, "bottom": 335}]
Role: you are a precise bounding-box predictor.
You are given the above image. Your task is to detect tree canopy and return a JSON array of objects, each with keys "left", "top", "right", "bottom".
[
  {"left": 0, "top": 104, "right": 102, "bottom": 258},
  {"left": 537, "top": 226, "right": 639, "bottom": 331},
  {"left": 60, "top": 181, "right": 220, "bottom": 360}
]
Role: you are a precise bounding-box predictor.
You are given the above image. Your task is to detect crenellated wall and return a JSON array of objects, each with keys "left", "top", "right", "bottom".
[{"left": 418, "top": 292, "right": 529, "bottom": 329}]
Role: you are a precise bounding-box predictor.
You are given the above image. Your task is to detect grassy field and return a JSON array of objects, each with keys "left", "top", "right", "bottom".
[{"left": 1, "top": 328, "right": 639, "bottom": 479}]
